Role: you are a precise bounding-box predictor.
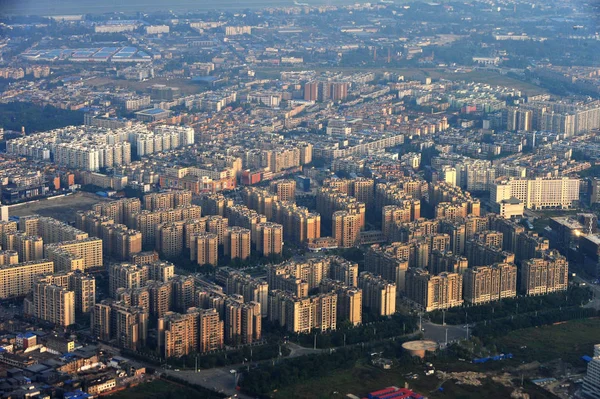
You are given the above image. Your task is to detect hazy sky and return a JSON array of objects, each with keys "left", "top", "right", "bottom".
[{"left": 0, "top": 0, "right": 364, "bottom": 16}]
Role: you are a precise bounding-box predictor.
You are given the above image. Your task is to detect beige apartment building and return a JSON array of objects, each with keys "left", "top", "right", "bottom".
[
  {"left": 225, "top": 270, "right": 269, "bottom": 317},
  {"left": 13, "top": 233, "right": 44, "bottom": 262},
  {"left": 269, "top": 179, "right": 296, "bottom": 202},
  {"left": 358, "top": 272, "right": 397, "bottom": 316},
  {"left": 194, "top": 307, "right": 224, "bottom": 353},
  {"left": 143, "top": 190, "right": 193, "bottom": 211},
  {"left": 319, "top": 279, "right": 362, "bottom": 326},
  {"left": 332, "top": 210, "right": 361, "bottom": 248},
  {"left": 191, "top": 232, "right": 219, "bottom": 266},
  {"left": 0, "top": 260, "right": 54, "bottom": 299},
  {"left": 255, "top": 222, "right": 283, "bottom": 256},
  {"left": 45, "top": 238, "right": 103, "bottom": 270},
  {"left": 268, "top": 290, "right": 337, "bottom": 333},
  {"left": 92, "top": 198, "right": 141, "bottom": 226},
  {"left": 521, "top": 251, "right": 569, "bottom": 295},
  {"left": 156, "top": 221, "right": 185, "bottom": 258},
  {"left": 158, "top": 311, "right": 197, "bottom": 358},
  {"left": 224, "top": 297, "right": 262, "bottom": 345},
  {"left": 224, "top": 227, "right": 251, "bottom": 261},
  {"left": 199, "top": 193, "right": 233, "bottom": 217},
  {"left": 29, "top": 281, "right": 75, "bottom": 327},
  {"left": 406, "top": 269, "right": 463, "bottom": 312},
  {"left": 463, "top": 263, "right": 517, "bottom": 305}
]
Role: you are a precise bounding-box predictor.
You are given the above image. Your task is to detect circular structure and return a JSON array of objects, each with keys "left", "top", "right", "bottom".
[{"left": 402, "top": 340, "right": 438, "bottom": 359}]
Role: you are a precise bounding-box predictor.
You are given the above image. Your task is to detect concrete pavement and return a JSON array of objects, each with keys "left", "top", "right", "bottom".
[
  {"left": 422, "top": 320, "right": 469, "bottom": 347},
  {"left": 163, "top": 367, "right": 251, "bottom": 399}
]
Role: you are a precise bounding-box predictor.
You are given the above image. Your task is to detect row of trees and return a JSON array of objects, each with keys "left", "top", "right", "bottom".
[
  {"left": 429, "top": 286, "right": 592, "bottom": 325},
  {"left": 287, "top": 313, "right": 418, "bottom": 349},
  {"left": 0, "top": 102, "right": 83, "bottom": 133},
  {"left": 240, "top": 345, "right": 365, "bottom": 396},
  {"left": 122, "top": 342, "right": 290, "bottom": 371}
]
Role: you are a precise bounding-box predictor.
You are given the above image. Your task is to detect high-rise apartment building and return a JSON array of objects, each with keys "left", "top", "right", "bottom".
[
  {"left": 304, "top": 81, "right": 319, "bottom": 102},
  {"left": 319, "top": 279, "right": 362, "bottom": 326},
  {"left": 195, "top": 308, "right": 224, "bottom": 353},
  {"left": 130, "top": 251, "right": 160, "bottom": 265},
  {"left": 143, "top": 190, "right": 193, "bottom": 211},
  {"left": 224, "top": 226, "right": 251, "bottom": 261},
  {"left": 269, "top": 180, "right": 296, "bottom": 202},
  {"left": 463, "top": 263, "right": 517, "bottom": 304},
  {"left": 133, "top": 205, "right": 202, "bottom": 247},
  {"left": 171, "top": 275, "right": 196, "bottom": 313},
  {"left": 68, "top": 271, "right": 96, "bottom": 313},
  {"left": 158, "top": 311, "right": 197, "bottom": 358},
  {"left": 191, "top": 232, "right": 219, "bottom": 266},
  {"left": 206, "top": 215, "right": 229, "bottom": 246},
  {"left": 199, "top": 193, "right": 233, "bottom": 217},
  {"left": 92, "top": 198, "right": 142, "bottom": 226},
  {"left": 91, "top": 301, "right": 112, "bottom": 341},
  {"left": 109, "top": 263, "right": 148, "bottom": 297},
  {"left": 100, "top": 224, "right": 142, "bottom": 261},
  {"left": 583, "top": 344, "right": 600, "bottom": 398},
  {"left": 364, "top": 245, "right": 410, "bottom": 292},
  {"left": 405, "top": 269, "right": 463, "bottom": 312},
  {"left": 147, "top": 280, "right": 173, "bottom": 318},
  {"left": 521, "top": 251, "right": 569, "bottom": 295},
  {"left": 268, "top": 290, "right": 337, "bottom": 333},
  {"left": 255, "top": 222, "right": 283, "bottom": 256},
  {"left": 332, "top": 210, "right": 361, "bottom": 248},
  {"left": 224, "top": 296, "right": 262, "bottom": 345},
  {"left": 13, "top": 233, "right": 44, "bottom": 262},
  {"left": 358, "top": 272, "right": 397, "bottom": 316},
  {"left": 30, "top": 281, "right": 75, "bottom": 327},
  {"left": 156, "top": 221, "right": 185, "bottom": 258},
  {"left": 111, "top": 301, "right": 148, "bottom": 351},
  {"left": 45, "top": 238, "right": 103, "bottom": 271},
  {"left": 0, "top": 260, "right": 54, "bottom": 299},
  {"left": 491, "top": 177, "right": 580, "bottom": 210}
]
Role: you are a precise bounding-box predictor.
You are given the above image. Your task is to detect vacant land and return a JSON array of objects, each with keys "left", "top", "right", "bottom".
[
  {"left": 9, "top": 192, "right": 108, "bottom": 224},
  {"left": 272, "top": 361, "right": 531, "bottom": 399},
  {"left": 109, "top": 379, "right": 219, "bottom": 399},
  {"left": 272, "top": 320, "right": 600, "bottom": 399},
  {"left": 497, "top": 318, "right": 600, "bottom": 364},
  {"left": 86, "top": 77, "right": 208, "bottom": 96}
]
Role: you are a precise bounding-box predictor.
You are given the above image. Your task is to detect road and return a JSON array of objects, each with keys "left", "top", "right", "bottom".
[
  {"left": 161, "top": 342, "right": 323, "bottom": 397},
  {"left": 572, "top": 274, "right": 600, "bottom": 310}
]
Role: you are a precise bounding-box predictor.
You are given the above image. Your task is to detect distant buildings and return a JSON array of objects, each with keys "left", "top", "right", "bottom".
[{"left": 491, "top": 177, "right": 580, "bottom": 210}]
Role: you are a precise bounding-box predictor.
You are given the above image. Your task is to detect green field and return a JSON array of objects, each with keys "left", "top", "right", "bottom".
[
  {"left": 496, "top": 318, "right": 600, "bottom": 365},
  {"left": 109, "top": 379, "right": 219, "bottom": 399}
]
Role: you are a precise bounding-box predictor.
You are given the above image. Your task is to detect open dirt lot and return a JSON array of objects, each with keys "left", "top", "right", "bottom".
[{"left": 9, "top": 192, "right": 108, "bottom": 224}]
